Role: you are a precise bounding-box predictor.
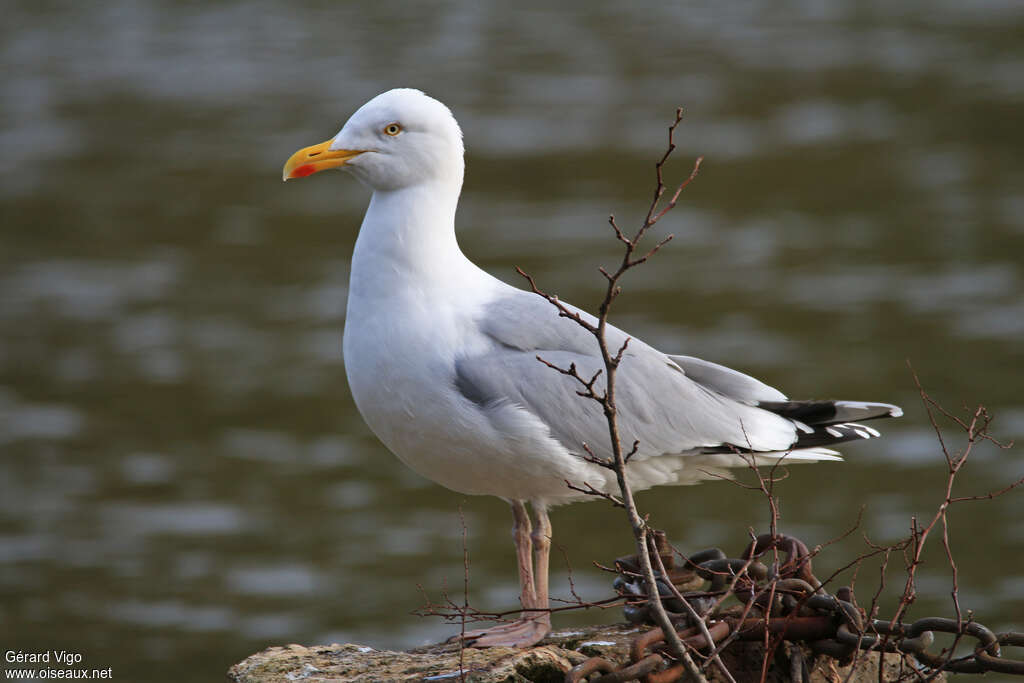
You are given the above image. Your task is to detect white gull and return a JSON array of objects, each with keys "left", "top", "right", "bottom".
[{"left": 282, "top": 88, "right": 901, "bottom": 647}]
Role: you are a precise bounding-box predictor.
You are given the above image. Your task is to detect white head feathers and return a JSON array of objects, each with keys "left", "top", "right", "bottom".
[{"left": 330, "top": 88, "right": 465, "bottom": 192}]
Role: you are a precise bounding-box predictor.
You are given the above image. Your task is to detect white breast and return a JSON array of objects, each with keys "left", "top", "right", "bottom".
[{"left": 342, "top": 265, "right": 611, "bottom": 501}]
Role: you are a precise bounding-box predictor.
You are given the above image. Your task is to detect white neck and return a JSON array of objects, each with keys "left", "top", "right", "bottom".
[{"left": 348, "top": 181, "right": 481, "bottom": 302}]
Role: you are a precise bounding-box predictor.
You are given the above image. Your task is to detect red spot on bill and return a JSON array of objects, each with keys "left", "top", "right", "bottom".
[{"left": 292, "top": 164, "right": 318, "bottom": 178}]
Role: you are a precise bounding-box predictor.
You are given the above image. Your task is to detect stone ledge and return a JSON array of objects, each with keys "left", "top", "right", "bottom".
[{"left": 227, "top": 622, "right": 936, "bottom": 682}]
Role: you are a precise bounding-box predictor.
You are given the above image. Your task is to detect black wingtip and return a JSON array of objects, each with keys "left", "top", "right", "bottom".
[{"left": 758, "top": 399, "right": 902, "bottom": 425}]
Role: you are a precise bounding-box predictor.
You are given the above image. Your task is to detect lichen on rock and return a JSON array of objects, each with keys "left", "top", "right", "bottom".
[{"left": 227, "top": 622, "right": 939, "bottom": 682}]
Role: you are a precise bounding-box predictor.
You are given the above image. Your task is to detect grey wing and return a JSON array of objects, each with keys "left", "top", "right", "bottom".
[
  {"left": 457, "top": 293, "right": 800, "bottom": 461},
  {"left": 668, "top": 355, "right": 902, "bottom": 425},
  {"left": 667, "top": 355, "right": 788, "bottom": 404}
]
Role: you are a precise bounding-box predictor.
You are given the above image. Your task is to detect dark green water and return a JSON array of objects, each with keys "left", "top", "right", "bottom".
[{"left": 2, "top": 2, "right": 1022, "bottom": 681}]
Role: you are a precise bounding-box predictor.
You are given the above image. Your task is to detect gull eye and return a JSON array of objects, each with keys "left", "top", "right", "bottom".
[{"left": 383, "top": 123, "right": 402, "bottom": 136}]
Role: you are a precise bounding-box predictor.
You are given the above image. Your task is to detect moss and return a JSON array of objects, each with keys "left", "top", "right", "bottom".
[{"left": 513, "top": 660, "right": 567, "bottom": 683}]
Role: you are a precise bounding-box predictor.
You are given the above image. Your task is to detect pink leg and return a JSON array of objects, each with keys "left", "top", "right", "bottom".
[
  {"left": 531, "top": 504, "right": 552, "bottom": 615},
  {"left": 456, "top": 501, "right": 551, "bottom": 648},
  {"left": 512, "top": 500, "right": 538, "bottom": 610}
]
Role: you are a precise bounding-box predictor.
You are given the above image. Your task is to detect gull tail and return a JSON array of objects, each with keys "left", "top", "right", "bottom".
[
  {"left": 759, "top": 399, "right": 902, "bottom": 450},
  {"left": 698, "top": 399, "right": 902, "bottom": 456}
]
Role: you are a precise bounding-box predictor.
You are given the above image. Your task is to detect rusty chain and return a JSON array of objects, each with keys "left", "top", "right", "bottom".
[{"left": 566, "top": 531, "right": 1024, "bottom": 682}]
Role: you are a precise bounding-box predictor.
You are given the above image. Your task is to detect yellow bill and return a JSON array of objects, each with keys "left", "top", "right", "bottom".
[{"left": 282, "top": 139, "right": 364, "bottom": 181}]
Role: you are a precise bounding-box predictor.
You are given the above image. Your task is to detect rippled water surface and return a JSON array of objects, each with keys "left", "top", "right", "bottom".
[{"left": 3, "top": 2, "right": 1023, "bottom": 681}]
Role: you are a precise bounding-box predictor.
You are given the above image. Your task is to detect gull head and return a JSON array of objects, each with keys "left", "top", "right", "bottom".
[{"left": 283, "top": 88, "right": 464, "bottom": 192}]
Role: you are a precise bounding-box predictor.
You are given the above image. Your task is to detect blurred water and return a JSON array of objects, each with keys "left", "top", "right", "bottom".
[{"left": 2, "top": 2, "right": 1023, "bottom": 681}]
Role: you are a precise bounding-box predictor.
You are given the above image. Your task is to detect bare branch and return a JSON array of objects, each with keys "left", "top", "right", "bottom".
[
  {"left": 948, "top": 474, "right": 1024, "bottom": 503},
  {"left": 624, "top": 439, "right": 640, "bottom": 464},
  {"left": 518, "top": 105, "right": 707, "bottom": 677},
  {"left": 534, "top": 355, "right": 605, "bottom": 400},
  {"left": 564, "top": 479, "right": 624, "bottom": 507},
  {"left": 650, "top": 156, "right": 704, "bottom": 227},
  {"left": 648, "top": 535, "right": 737, "bottom": 683},
  {"left": 577, "top": 442, "right": 613, "bottom": 469}
]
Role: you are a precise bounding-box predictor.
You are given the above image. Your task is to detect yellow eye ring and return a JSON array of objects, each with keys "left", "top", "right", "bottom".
[{"left": 384, "top": 123, "right": 402, "bottom": 136}]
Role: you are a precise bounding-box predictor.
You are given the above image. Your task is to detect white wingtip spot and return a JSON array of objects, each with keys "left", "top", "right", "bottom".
[
  {"left": 793, "top": 419, "right": 814, "bottom": 434},
  {"left": 826, "top": 427, "right": 843, "bottom": 438}
]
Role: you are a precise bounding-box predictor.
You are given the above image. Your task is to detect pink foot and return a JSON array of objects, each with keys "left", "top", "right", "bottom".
[{"left": 450, "top": 615, "right": 551, "bottom": 648}]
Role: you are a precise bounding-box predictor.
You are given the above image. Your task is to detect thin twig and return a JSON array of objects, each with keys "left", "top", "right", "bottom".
[
  {"left": 649, "top": 535, "right": 738, "bottom": 683},
  {"left": 459, "top": 506, "right": 468, "bottom": 681},
  {"left": 518, "top": 107, "right": 707, "bottom": 680}
]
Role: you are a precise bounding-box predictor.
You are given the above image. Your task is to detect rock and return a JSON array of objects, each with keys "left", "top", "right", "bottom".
[
  {"left": 227, "top": 642, "right": 584, "bottom": 682},
  {"left": 227, "top": 622, "right": 943, "bottom": 682}
]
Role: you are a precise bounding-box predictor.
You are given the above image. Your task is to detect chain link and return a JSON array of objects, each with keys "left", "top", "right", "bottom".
[{"left": 566, "top": 531, "right": 1024, "bottom": 682}]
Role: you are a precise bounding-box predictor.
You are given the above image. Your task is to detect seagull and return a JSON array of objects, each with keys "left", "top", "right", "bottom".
[{"left": 282, "top": 88, "right": 902, "bottom": 648}]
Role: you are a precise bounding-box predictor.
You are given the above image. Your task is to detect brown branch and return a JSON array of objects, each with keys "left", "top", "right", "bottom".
[
  {"left": 650, "top": 156, "right": 704, "bottom": 226},
  {"left": 948, "top": 474, "right": 1024, "bottom": 503},
  {"left": 578, "top": 442, "right": 613, "bottom": 469},
  {"left": 565, "top": 479, "right": 624, "bottom": 507},
  {"left": 624, "top": 439, "right": 640, "bottom": 464},
  {"left": 517, "top": 106, "right": 707, "bottom": 679},
  {"left": 534, "top": 354, "right": 605, "bottom": 400},
  {"left": 515, "top": 266, "right": 598, "bottom": 335},
  {"left": 648, "top": 535, "right": 738, "bottom": 683},
  {"left": 554, "top": 541, "right": 584, "bottom": 606},
  {"left": 458, "top": 506, "right": 468, "bottom": 680}
]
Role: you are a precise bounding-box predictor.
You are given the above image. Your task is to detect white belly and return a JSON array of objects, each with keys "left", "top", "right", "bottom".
[{"left": 341, "top": 289, "right": 607, "bottom": 502}]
